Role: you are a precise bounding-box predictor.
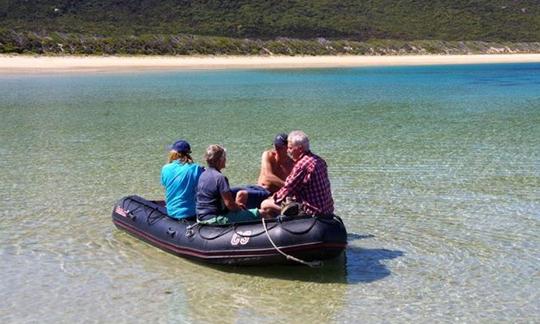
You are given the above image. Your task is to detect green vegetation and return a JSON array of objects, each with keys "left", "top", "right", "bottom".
[
  {"left": 2, "top": 30, "right": 538, "bottom": 55},
  {"left": 1, "top": 0, "right": 539, "bottom": 55}
]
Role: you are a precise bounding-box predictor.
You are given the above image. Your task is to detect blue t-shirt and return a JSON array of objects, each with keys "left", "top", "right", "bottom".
[
  {"left": 196, "top": 167, "right": 231, "bottom": 220},
  {"left": 161, "top": 161, "right": 203, "bottom": 219}
]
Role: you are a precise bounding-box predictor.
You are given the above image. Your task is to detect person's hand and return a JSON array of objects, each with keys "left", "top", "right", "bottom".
[{"left": 237, "top": 202, "right": 247, "bottom": 210}]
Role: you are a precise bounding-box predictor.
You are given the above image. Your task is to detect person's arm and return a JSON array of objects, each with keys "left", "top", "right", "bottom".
[
  {"left": 216, "top": 174, "right": 244, "bottom": 211},
  {"left": 259, "top": 151, "right": 285, "bottom": 187},
  {"left": 273, "top": 164, "right": 306, "bottom": 204},
  {"left": 221, "top": 191, "right": 245, "bottom": 211}
]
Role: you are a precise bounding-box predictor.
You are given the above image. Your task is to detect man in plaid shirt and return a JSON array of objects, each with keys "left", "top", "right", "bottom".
[{"left": 260, "top": 130, "right": 334, "bottom": 217}]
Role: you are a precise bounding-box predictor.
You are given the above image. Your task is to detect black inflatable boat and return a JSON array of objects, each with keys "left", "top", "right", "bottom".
[{"left": 112, "top": 195, "right": 347, "bottom": 266}]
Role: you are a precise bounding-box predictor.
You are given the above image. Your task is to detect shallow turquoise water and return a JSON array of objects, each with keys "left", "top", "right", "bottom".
[{"left": 1, "top": 63, "right": 539, "bottom": 323}]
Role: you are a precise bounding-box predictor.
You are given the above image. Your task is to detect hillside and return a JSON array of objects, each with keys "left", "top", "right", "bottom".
[{"left": 1, "top": 0, "right": 539, "bottom": 55}]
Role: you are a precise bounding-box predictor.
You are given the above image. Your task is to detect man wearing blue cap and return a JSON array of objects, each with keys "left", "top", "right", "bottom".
[
  {"left": 230, "top": 133, "right": 294, "bottom": 208},
  {"left": 161, "top": 139, "right": 204, "bottom": 219}
]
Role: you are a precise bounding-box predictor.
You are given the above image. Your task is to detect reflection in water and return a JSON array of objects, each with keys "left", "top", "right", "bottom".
[
  {"left": 347, "top": 233, "right": 375, "bottom": 240},
  {"left": 123, "top": 237, "right": 349, "bottom": 323},
  {"left": 114, "top": 227, "right": 403, "bottom": 322},
  {"left": 207, "top": 254, "right": 348, "bottom": 283}
]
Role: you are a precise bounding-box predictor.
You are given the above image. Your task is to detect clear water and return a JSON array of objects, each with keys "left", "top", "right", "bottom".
[{"left": 1, "top": 64, "right": 539, "bottom": 323}]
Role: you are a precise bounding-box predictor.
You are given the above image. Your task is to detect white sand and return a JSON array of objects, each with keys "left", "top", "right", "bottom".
[{"left": 1, "top": 54, "right": 540, "bottom": 74}]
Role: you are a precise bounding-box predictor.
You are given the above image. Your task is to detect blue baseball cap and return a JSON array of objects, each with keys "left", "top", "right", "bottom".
[
  {"left": 273, "top": 133, "right": 288, "bottom": 148},
  {"left": 170, "top": 139, "right": 191, "bottom": 153}
]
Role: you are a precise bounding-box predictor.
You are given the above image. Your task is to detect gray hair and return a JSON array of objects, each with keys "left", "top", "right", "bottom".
[
  {"left": 204, "top": 144, "right": 226, "bottom": 168},
  {"left": 287, "top": 130, "right": 310, "bottom": 151}
]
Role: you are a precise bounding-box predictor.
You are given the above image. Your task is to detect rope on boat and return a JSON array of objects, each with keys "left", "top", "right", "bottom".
[
  {"left": 121, "top": 197, "right": 165, "bottom": 225},
  {"left": 262, "top": 218, "right": 322, "bottom": 268},
  {"left": 279, "top": 216, "right": 318, "bottom": 235},
  {"left": 232, "top": 221, "right": 279, "bottom": 238}
]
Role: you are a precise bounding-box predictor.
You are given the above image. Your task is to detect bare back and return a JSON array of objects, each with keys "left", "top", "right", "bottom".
[{"left": 257, "top": 149, "right": 294, "bottom": 193}]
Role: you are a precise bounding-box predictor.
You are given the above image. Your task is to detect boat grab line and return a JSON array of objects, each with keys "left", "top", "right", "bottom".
[{"left": 262, "top": 218, "right": 322, "bottom": 268}]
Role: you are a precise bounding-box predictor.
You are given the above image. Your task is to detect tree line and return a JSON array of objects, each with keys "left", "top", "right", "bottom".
[{"left": 0, "top": 0, "right": 539, "bottom": 55}]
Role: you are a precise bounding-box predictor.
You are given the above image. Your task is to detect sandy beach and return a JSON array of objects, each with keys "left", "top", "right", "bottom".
[{"left": 1, "top": 54, "right": 540, "bottom": 74}]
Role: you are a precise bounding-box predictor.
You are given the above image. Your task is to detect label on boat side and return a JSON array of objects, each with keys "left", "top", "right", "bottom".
[
  {"left": 231, "top": 231, "right": 252, "bottom": 246},
  {"left": 115, "top": 206, "right": 128, "bottom": 217}
]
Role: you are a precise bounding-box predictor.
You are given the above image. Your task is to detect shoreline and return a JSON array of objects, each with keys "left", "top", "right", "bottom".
[{"left": 1, "top": 54, "right": 540, "bottom": 74}]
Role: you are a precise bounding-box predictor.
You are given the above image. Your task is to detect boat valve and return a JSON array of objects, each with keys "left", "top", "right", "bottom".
[
  {"left": 185, "top": 224, "right": 197, "bottom": 238},
  {"left": 166, "top": 227, "right": 176, "bottom": 238}
]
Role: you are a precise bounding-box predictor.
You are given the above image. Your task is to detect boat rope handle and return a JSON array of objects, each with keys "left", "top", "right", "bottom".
[
  {"left": 197, "top": 225, "right": 234, "bottom": 240},
  {"left": 262, "top": 218, "right": 322, "bottom": 268},
  {"left": 279, "top": 217, "right": 318, "bottom": 235},
  {"left": 232, "top": 221, "right": 279, "bottom": 238},
  {"left": 122, "top": 197, "right": 164, "bottom": 225}
]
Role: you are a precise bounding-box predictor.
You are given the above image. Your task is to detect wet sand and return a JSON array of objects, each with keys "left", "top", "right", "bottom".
[{"left": 1, "top": 54, "right": 540, "bottom": 74}]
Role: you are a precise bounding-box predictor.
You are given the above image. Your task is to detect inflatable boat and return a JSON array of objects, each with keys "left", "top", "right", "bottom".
[{"left": 112, "top": 195, "right": 347, "bottom": 266}]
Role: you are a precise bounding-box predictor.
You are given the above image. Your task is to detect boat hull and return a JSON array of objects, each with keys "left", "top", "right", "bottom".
[{"left": 112, "top": 195, "right": 347, "bottom": 266}]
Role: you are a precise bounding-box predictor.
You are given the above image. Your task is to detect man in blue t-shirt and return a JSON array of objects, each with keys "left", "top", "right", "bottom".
[{"left": 161, "top": 139, "right": 204, "bottom": 219}]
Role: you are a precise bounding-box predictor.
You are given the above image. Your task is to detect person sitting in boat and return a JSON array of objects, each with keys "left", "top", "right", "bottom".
[
  {"left": 161, "top": 139, "right": 204, "bottom": 220},
  {"left": 230, "top": 133, "right": 294, "bottom": 208},
  {"left": 260, "top": 130, "right": 334, "bottom": 217},
  {"left": 196, "top": 144, "right": 261, "bottom": 225}
]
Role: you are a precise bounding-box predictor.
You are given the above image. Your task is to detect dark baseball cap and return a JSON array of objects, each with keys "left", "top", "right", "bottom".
[
  {"left": 170, "top": 139, "right": 191, "bottom": 153},
  {"left": 273, "top": 133, "right": 288, "bottom": 148}
]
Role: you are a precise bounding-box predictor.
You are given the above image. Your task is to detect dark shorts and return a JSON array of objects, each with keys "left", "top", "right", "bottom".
[{"left": 230, "top": 185, "right": 271, "bottom": 209}]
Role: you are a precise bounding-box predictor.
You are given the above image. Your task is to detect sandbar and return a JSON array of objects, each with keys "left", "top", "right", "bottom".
[{"left": 1, "top": 54, "right": 540, "bottom": 74}]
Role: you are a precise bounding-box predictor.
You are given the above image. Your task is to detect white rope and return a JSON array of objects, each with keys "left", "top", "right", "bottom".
[{"left": 262, "top": 217, "right": 322, "bottom": 268}]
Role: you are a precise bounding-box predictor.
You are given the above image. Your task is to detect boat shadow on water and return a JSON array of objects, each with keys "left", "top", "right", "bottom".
[
  {"left": 207, "top": 233, "right": 404, "bottom": 284},
  {"left": 344, "top": 245, "right": 404, "bottom": 284}
]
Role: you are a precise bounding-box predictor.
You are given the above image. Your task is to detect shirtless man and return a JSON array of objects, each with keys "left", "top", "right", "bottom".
[
  {"left": 230, "top": 133, "right": 294, "bottom": 208},
  {"left": 257, "top": 133, "right": 294, "bottom": 193}
]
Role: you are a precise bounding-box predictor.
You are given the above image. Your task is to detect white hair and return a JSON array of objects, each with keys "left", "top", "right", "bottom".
[
  {"left": 204, "top": 144, "right": 226, "bottom": 168},
  {"left": 287, "top": 130, "right": 310, "bottom": 151}
]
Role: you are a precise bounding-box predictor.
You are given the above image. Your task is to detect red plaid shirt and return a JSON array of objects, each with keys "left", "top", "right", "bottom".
[{"left": 274, "top": 151, "right": 334, "bottom": 215}]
